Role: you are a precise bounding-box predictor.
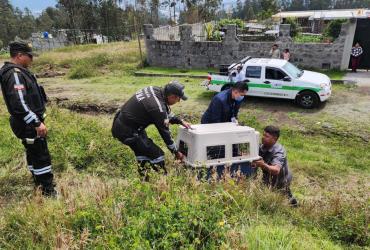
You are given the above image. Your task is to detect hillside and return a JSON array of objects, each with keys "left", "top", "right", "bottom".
[{"left": 0, "top": 41, "right": 369, "bottom": 249}]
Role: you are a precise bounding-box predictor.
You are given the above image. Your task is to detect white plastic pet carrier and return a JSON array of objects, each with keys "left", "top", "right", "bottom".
[{"left": 176, "top": 123, "right": 260, "bottom": 167}]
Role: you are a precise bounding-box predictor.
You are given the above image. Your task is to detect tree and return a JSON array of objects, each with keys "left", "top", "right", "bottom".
[
  {"left": 284, "top": 17, "right": 301, "bottom": 37},
  {"left": 232, "top": 0, "right": 244, "bottom": 19},
  {"left": 149, "top": 0, "right": 160, "bottom": 26},
  {"left": 0, "top": 0, "right": 36, "bottom": 46},
  {"left": 16, "top": 7, "right": 36, "bottom": 39},
  {"left": 288, "top": 0, "right": 307, "bottom": 11},
  {"left": 37, "top": 10, "right": 54, "bottom": 32},
  {"left": 0, "top": 0, "right": 17, "bottom": 46},
  {"left": 257, "top": 0, "right": 278, "bottom": 20},
  {"left": 178, "top": 0, "right": 222, "bottom": 23},
  {"left": 279, "top": 0, "right": 291, "bottom": 10},
  {"left": 308, "top": 0, "right": 331, "bottom": 10},
  {"left": 242, "top": 0, "right": 258, "bottom": 20}
]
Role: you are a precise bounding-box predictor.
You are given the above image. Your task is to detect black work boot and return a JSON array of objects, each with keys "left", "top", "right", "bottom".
[
  {"left": 284, "top": 187, "right": 298, "bottom": 208},
  {"left": 289, "top": 196, "right": 298, "bottom": 207},
  {"left": 42, "top": 183, "right": 58, "bottom": 198},
  {"left": 138, "top": 161, "right": 151, "bottom": 182}
]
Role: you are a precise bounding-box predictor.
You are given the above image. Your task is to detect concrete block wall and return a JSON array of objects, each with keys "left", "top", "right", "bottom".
[{"left": 144, "top": 21, "right": 356, "bottom": 70}]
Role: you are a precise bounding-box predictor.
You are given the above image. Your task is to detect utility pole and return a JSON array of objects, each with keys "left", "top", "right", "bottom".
[{"left": 134, "top": 0, "right": 144, "bottom": 66}]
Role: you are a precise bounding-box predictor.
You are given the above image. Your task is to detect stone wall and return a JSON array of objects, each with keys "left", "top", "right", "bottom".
[
  {"left": 152, "top": 23, "right": 207, "bottom": 41},
  {"left": 144, "top": 20, "right": 357, "bottom": 70},
  {"left": 30, "top": 32, "right": 69, "bottom": 51}
]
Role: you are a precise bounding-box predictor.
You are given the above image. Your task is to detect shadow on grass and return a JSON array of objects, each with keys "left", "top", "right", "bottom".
[{"left": 245, "top": 96, "right": 327, "bottom": 113}]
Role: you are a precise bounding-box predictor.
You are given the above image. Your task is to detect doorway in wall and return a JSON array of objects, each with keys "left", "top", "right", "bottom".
[{"left": 352, "top": 19, "right": 370, "bottom": 70}]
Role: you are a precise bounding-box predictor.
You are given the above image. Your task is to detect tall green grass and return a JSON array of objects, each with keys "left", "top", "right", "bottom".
[
  {"left": 67, "top": 51, "right": 141, "bottom": 79},
  {"left": 30, "top": 41, "right": 143, "bottom": 79},
  {"left": 0, "top": 52, "right": 9, "bottom": 60},
  {"left": 0, "top": 100, "right": 368, "bottom": 248},
  {"left": 0, "top": 41, "right": 369, "bottom": 249}
]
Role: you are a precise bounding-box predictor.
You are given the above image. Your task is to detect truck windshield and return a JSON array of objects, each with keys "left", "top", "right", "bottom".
[{"left": 282, "top": 62, "right": 303, "bottom": 79}]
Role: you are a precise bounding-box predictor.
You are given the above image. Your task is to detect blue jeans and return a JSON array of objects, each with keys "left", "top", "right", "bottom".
[{"left": 197, "top": 162, "right": 257, "bottom": 181}]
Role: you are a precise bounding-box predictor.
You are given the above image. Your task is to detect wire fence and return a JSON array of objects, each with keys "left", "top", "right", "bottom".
[
  {"left": 151, "top": 21, "right": 282, "bottom": 43},
  {"left": 28, "top": 25, "right": 139, "bottom": 51},
  {"left": 152, "top": 23, "right": 208, "bottom": 41},
  {"left": 153, "top": 25, "right": 180, "bottom": 41}
]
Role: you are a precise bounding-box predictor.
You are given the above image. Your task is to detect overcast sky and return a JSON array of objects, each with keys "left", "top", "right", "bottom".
[
  {"left": 10, "top": 0, "right": 236, "bottom": 16},
  {"left": 10, "top": 0, "right": 57, "bottom": 15}
]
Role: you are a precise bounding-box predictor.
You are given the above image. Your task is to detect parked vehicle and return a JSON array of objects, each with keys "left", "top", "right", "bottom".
[{"left": 203, "top": 57, "right": 332, "bottom": 108}]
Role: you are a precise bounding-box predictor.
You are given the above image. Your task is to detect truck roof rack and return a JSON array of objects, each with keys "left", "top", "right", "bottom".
[{"left": 228, "top": 56, "right": 252, "bottom": 70}]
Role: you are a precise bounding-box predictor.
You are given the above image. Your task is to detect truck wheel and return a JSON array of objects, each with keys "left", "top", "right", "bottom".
[
  {"left": 221, "top": 84, "right": 231, "bottom": 91},
  {"left": 296, "top": 91, "right": 319, "bottom": 109}
]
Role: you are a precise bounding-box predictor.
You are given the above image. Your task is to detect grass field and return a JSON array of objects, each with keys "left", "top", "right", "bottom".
[
  {"left": 136, "top": 66, "right": 216, "bottom": 76},
  {"left": 0, "top": 53, "right": 9, "bottom": 60},
  {"left": 0, "top": 41, "right": 368, "bottom": 249}
]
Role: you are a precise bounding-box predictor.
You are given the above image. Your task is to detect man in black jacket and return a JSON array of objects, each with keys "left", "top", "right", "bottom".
[
  {"left": 112, "top": 80, "right": 191, "bottom": 179},
  {"left": 0, "top": 41, "right": 56, "bottom": 196}
]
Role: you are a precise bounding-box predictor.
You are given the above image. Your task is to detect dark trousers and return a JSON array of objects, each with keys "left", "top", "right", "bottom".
[
  {"left": 265, "top": 178, "right": 297, "bottom": 207},
  {"left": 203, "top": 162, "right": 257, "bottom": 180},
  {"left": 112, "top": 113, "right": 166, "bottom": 178},
  {"left": 9, "top": 116, "right": 54, "bottom": 193},
  {"left": 351, "top": 56, "right": 361, "bottom": 72}
]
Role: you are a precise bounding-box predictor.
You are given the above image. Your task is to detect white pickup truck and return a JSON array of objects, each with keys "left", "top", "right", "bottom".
[{"left": 204, "top": 57, "right": 332, "bottom": 108}]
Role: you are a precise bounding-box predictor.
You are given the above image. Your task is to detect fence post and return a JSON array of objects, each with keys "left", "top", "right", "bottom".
[
  {"left": 276, "top": 24, "right": 292, "bottom": 43},
  {"left": 143, "top": 24, "right": 154, "bottom": 65},
  {"left": 179, "top": 24, "right": 193, "bottom": 68},
  {"left": 222, "top": 25, "right": 239, "bottom": 63}
]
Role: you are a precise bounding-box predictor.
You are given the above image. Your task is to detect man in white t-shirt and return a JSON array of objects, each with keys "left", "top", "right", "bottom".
[{"left": 230, "top": 65, "right": 244, "bottom": 83}]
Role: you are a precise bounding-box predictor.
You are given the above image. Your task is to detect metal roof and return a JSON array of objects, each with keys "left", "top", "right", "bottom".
[{"left": 272, "top": 9, "right": 370, "bottom": 20}]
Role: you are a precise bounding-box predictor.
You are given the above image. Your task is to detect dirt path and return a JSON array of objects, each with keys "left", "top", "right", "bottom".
[
  {"left": 344, "top": 70, "right": 370, "bottom": 87},
  {"left": 40, "top": 76, "right": 370, "bottom": 137}
]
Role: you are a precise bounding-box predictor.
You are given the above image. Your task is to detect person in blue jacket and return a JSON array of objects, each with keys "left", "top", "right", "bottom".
[
  {"left": 201, "top": 82, "right": 253, "bottom": 179},
  {"left": 201, "top": 82, "right": 248, "bottom": 124}
]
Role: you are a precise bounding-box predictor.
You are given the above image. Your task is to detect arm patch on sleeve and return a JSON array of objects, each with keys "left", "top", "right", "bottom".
[{"left": 14, "top": 84, "right": 25, "bottom": 90}]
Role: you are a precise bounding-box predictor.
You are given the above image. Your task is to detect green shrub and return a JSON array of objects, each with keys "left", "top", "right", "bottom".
[
  {"left": 216, "top": 18, "right": 244, "bottom": 30},
  {"left": 321, "top": 205, "right": 369, "bottom": 246},
  {"left": 70, "top": 208, "right": 104, "bottom": 237},
  {"left": 294, "top": 34, "right": 323, "bottom": 43},
  {"left": 205, "top": 22, "right": 222, "bottom": 41},
  {"left": 0, "top": 52, "right": 9, "bottom": 60},
  {"left": 284, "top": 17, "right": 302, "bottom": 37},
  {"left": 205, "top": 22, "right": 214, "bottom": 41},
  {"left": 323, "top": 19, "right": 347, "bottom": 40},
  {"left": 68, "top": 62, "right": 96, "bottom": 79}
]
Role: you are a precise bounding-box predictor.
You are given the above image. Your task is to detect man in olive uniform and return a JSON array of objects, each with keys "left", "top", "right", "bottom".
[{"left": 0, "top": 41, "right": 56, "bottom": 196}]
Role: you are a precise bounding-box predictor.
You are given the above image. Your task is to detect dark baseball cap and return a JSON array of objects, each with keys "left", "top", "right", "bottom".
[
  {"left": 9, "top": 41, "right": 38, "bottom": 57},
  {"left": 164, "top": 80, "right": 188, "bottom": 100}
]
